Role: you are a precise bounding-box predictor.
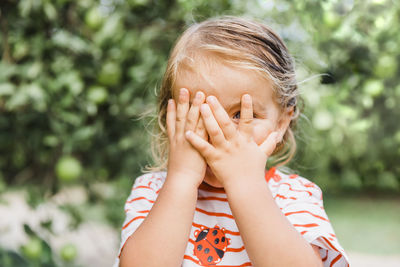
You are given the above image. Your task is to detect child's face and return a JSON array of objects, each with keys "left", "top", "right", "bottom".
[{"left": 173, "top": 58, "right": 291, "bottom": 188}]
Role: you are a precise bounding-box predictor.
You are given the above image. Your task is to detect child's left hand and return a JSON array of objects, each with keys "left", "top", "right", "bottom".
[{"left": 185, "top": 94, "right": 279, "bottom": 188}]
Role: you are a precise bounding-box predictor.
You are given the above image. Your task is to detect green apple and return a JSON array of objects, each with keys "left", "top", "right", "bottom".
[
  {"left": 60, "top": 243, "right": 77, "bottom": 262},
  {"left": 87, "top": 86, "right": 108, "bottom": 104},
  {"left": 85, "top": 7, "right": 104, "bottom": 30},
  {"left": 21, "top": 238, "right": 42, "bottom": 260},
  {"left": 56, "top": 156, "right": 82, "bottom": 183},
  {"left": 98, "top": 62, "right": 122, "bottom": 86},
  {"left": 364, "top": 80, "right": 384, "bottom": 97},
  {"left": 323, "top": 11, "right": 341, "bottom": 29},
  {"left": 374, "top": 55, "right": 397, "bottom": 79}
]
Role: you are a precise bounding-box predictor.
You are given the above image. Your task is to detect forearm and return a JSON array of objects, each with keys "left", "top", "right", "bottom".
[
  {"left": 224, "top": 175, "right": 322, "bottom": 267},
  {"left": 120, "top": 175, "right": 198, "bottom": 267}
]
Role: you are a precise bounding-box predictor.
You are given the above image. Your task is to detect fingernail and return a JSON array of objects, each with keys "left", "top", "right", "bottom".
[
  {"left": 207, "top": 95, "right": 216, "bottom": 104},
  {"left": 243, "top": 94, "right": 251, "bottom": 101},
  {"left": 180, "top": 88, "right": 187, "bottom": 96},
  {"left": 185, "top": 130, "right": 192, "bottom": 137},
  {"left": 195, "top": 91, "right": 203, "bottom": 99},
  {"left": 168, "top": 99, "right": 174, "bottom": 105}
]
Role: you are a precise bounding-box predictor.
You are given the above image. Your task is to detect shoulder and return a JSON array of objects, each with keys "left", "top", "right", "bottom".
[
  {"left": 131, "top": 171, "right": 167, "bottom": 192},
  {"left": 265, "top": 167, "right": 323, "bottom": 201}
]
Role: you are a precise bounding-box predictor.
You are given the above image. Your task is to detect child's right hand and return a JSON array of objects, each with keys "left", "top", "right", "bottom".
[{"left": 166, "top": 88, "right": 207, "bottom": 187}]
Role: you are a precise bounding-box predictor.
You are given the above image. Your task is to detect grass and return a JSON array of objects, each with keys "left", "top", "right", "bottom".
[{"left": 323, "top": 194, "right": 400, "bottom": 255}]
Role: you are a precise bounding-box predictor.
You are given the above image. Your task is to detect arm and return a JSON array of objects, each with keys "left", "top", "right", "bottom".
[
  {"left": 185, "top": 94, "right": 322, "bottom": 266},
  {"left": 224, "top": 175, "right": 323, "bottom": 267},
  {"left": 119, "top": 177, "right": 198, "bottom": 267},
  {"left": 120, "top": 88, "right": 208, "bottom": 266}
]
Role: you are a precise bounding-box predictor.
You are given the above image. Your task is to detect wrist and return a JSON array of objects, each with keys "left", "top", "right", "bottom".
[
  {"left": 166, "top": 171, "right": 204, "bottom": 190},
  {"left": 223, "top": 171, "right": 266, "bottom": 193}
]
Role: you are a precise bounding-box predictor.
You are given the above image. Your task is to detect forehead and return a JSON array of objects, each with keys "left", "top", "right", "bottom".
[{"left": 173, "top": 59, "right": 277, "bottom": 111}]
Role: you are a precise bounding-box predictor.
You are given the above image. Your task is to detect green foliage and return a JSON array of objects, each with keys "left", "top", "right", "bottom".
[
  {"left": 19, "top": 224, "right": 57, "bottom": 266},
  {"left": 0, "top": 0, "right": 399, "bottom": 197},
  {"left": 1, "top": 0, "right": 399, "bottom": 265},
  {"left": 0, "top": 248, "right": 28, "bottom": 267},
  {"left": 289, "top": 0, "right": 400, "bottom": 192}
]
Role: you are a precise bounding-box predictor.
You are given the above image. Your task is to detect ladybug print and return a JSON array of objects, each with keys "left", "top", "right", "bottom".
[{"left": 193, "top": 225, "right": 230, "bottom": 265}]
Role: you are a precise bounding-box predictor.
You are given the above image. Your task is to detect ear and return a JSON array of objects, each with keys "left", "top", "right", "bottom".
[{"left": 276, "top": 107, "right": 294, "bottom": 142}]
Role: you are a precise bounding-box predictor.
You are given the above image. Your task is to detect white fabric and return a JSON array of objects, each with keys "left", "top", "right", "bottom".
[{"left": 113, "top": 169, "right": 350, "bottom": 267}]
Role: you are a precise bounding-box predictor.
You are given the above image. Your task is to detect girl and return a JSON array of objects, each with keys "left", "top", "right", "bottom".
[{"left": 114, "top": 16, "right": 350, "bottom": 267}]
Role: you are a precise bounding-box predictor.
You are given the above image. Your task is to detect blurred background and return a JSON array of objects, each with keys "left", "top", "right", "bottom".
[{"left": 0, "top": 0, "right": 399, "bottom": 266}]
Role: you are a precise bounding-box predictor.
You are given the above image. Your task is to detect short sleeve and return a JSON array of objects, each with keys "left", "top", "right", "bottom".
[
  {"left": 113, "top": 172, "right": 166, "bottom": 267},
  {"left": 274, "top": 173, "right": 350, "bottom": 267}
]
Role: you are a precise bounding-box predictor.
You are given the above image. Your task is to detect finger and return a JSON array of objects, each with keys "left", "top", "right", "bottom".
[
  {"left": 260, "top": 131, "right": 279, "bottom": 156},
  {"left": 175, "top": 88, "right": 190, "bottom": 136},
  {"left": 185, "top": 91, "right": 205, "bottom": 132},
  {"left": 206, "top": 95, "right": 236, "bottom": 140},
  {"left": 200, "top": 104, "right": 226, "bottom": 147},
  {"left": 195, "top": 117, "right": 208, "bottom": 141},
  {"left": 238, "top": 94, "right": 253, "bottom": 138},
  {"left": 166, "top": 99, "right": 176, "bottom": 140},
  {"left": 185, "top": 130, "right": 214, "bottom": 159}
]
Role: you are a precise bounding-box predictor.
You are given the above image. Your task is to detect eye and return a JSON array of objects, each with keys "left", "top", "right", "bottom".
[
  {"left": 232, "top": 111, "right": 256, "bottom": 121},
  {"left": 233, "top": 111, "right": 240, "bottom": 120}
]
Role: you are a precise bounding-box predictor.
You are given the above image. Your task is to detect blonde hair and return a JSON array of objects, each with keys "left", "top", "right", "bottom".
[{"left": 144, "top": 16, "right": 302, "bottom": 173}]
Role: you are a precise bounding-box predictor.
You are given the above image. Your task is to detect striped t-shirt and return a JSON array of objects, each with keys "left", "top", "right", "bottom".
[{"left": 114, "top": 168, "right": 350, "bottom": 267}]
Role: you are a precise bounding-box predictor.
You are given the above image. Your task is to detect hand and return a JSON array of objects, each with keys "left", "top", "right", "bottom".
[
  {"left": 185, "top": 94, "right": 279, "bottom": 187},
  {"left": 166, "top": 88, "right": 208, "bottom": 187}
]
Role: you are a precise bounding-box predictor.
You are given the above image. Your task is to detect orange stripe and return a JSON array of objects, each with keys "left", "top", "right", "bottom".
[
  {"left": 275, "top": 194, "right": 297, "bottom": 200},
  {"left": 265, "top": 167, "right": 282, "bottom": 182},
  {"left": 132, "top": 185, "right": 154, "bottom": 191},
  {"left": 198, "top": 182, "right": 226, "bottom": 193},
  {"left": 125, "top": 209, "right": 149, "bottom": 213},
  {"left": 293, "top": 223, "right": 319, "bottom": 228},
  {"left": 223, "top": 228, "right": 241, "bottom": 236},
  {"left": 217, "top": 262, "right": 253, "bottom": 267},
  {"left": 126, "top": 196, "right": 155, "bottom": 204},
  {"left": 284, "top": 210, "right": 329, "bottom": 222},
  {"left": 118, "top": 240, "right": 127, "bottom": 258},
  {"left": 280, "top": 182, "right": 313, "bottom": 196},
  {"left": 198, "top": 196, "right": 228, "bottom": 202},
  {"left": 321, "top": 237, "right": 339, "bottom": 252},
  {"left": 226, "top": 246, "right": 245, "bottom": 252},
  {"left": 183, "top": 255, "right": 201, "bottom": 265},
  {"left": 322, "top": 250, "right": 328, "bottom": 261},
  {"left": 132, "top": 184, "right": 162, "bottom": 194},
  {"left": 300, "top": 230, "right": 308, "bottom": 235},
  {"left": 137, "top": 210, "right": 149, "bottom": 213},
  {"left": 122, "top": 216, "right": 146, "bottom": 229},
  {"left": 284, "top": 201, "right": 324, "bottom": 210},
  {"left": 192, "top": 222, "right": 241, "bottom": 236},
  {"left": 195, "top": 207, "right": 234, "bottom": 219},
  {"left": 330, "top": 254, "right": 342, "bottom": 267},
  {"left": 298, "top": 179, "right": 317, "bottom": 188}
]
